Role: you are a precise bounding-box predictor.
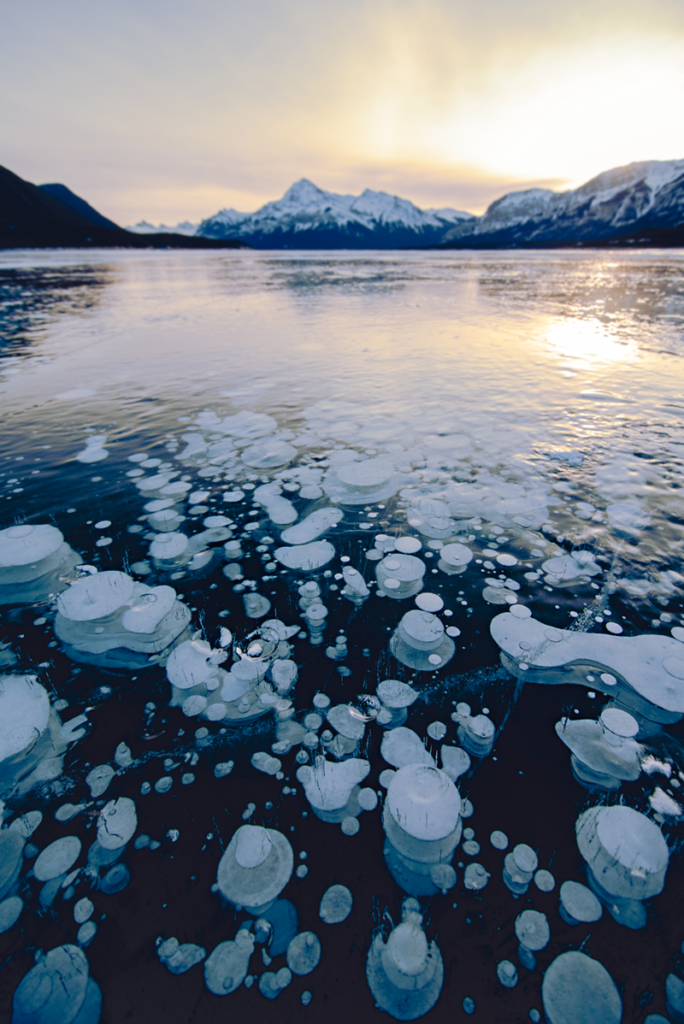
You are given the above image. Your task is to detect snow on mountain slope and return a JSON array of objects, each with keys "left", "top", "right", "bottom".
[
  {"left": 197, "top": 179, "right": 474, "bottom": 247},
  {"left": 127, "top": 220, "right": 199, "bottom": 235},
  {"left": 445, "top": 159, "right": 684, "bottom": 246}
]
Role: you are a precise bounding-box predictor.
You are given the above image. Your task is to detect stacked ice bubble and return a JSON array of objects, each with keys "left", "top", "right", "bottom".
[
  {"left": 389, "top": 610, "right": 456, "bottom": 672},
  {"left": 366, "top": 897, "right": 443, "bottom": 1020},
  {"left": 556, "top": 706, "right": 641, "bottom": 790},
  {"left": 11, "top": 944, "right": 102, "bottom": 1024},
  {"left": 576, "top": 804, "right": 669, "bottom": 929},
  {"left": 0, "top": 524, "right": 79, "bottom": 605},
  {"left": 382, "top": 765, "right": 461, "bottom": 897},
  {"left": 55, "top": 570, "right": 192, "bottom": 669},
  {"left": 216, "top": 825, "right": 294, "bottom": 915},
  {"left": 0, "top": 675, "right": 69, "bottom": 798}
]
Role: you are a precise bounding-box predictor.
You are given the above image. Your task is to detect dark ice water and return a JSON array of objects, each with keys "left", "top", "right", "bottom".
[{"left": 1, "top": 248, "right": 684, "bottom": 1023}]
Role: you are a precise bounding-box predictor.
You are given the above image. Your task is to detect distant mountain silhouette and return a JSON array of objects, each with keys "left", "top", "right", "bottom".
[
  {"left": 0, "top": 165, "right": 245, "bottom": 249},
  {"left": 38, "top": 183, "right": 120, "bottom": 229}
]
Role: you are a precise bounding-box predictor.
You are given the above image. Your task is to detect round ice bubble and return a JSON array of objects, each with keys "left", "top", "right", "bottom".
[
  {"left": 542, "top": 951, "right": 621, "bottom": 1024},
  {"left": 439, "top": 543, "right": 472, "bottom": 567},
  {"left": 415, "top": 592, "right": 444, "bottom": 612},
  {"left": 395, "top": 537, "right": 422, "bottom": 554},
  {"left": 490, "top": 830, "right": 509, "bottom": 850},
  {"left": 235, "top": 827, "right": 272, "bottom": 868},
  {"left": 534, "top": 869, "right": 555, "bottom": 892},
  {"left": 386, "top": 765, "right": 460, "bottom": 841},
  {"left": 559, "top": 881, "right": 602, "bottom": 924},
  {"left": 287, "top": 932, "right": 321, "bottom": 976},
  {"left": 319, "top": 884, "right": 353, "bottom": 924},
  {"left": 512, "top": 844, "right": 538, "bottom": 874},
  {"left": 497, "top": 960, "right": 518, "bottom": 988},
  {"left": 0, "top": 524, "right": 63, "bottom": 566},
  {"left": 515, "top": 910, "right": 550, "bottom": 952},
  {"left": 464, "top": 863, "right": 490, "bottom": 890}
]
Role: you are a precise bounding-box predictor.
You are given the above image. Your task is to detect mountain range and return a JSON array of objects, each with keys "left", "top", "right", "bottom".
[
  {"left": 2, "top": 159, "right": 683, "bottom": 250},
  {"left": 130, "top": 161, "right": 684, "bottom": 249},
  {"left": 0, "top": 165, "right": 244, "bottom": 250}
]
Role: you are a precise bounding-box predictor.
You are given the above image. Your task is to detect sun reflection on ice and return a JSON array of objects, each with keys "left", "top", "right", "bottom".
[{"left": 545, "top": 317, "right": 636, "bottom": 368}]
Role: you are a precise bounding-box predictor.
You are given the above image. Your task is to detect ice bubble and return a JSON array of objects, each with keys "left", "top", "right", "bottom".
[
  {"left": 74, "top": 897, "right": 94, "bottom": 924},
  {"left": 251, "top": 752, "right": 282, "bottom": 775},
  {"left": 497, "top": 960, "right": 518, "bottom": 988},
  {"left": 85, "top": 764, "right": 115, "bottom": 798},
  {"left": 0, "top": 895, "right": 23, "bottom": 934},
  {"left": 376, "top": 553, "right": 425, "bottom": 600},
  {"left": 376, "top": 679, "right": 418, "bottom": 709},
  {"left": 259, "top": 967, "right": 292, "bottom": 999},
  {"left": 381, "top": 727, "right": 435, "bottom": 769},
  {"left": 542, "top": 951, "right": 621, "bottom": 1024},
  {"left": 515, "top": 910, "right": 550, "bottom": 952},
  {"left": 464, "top": 863, "right": 490, "bottom": 890},
  {"left": 155, "top": 776, "right": 173, "bottom": 793},
  {"left": 666, "top": 974, "right": 684, "bottom": 1024},
  {"left": 301, "top": 991, "right": 312, "bottom": 1006},
  {"left": 650, "top": 787, "right": 683, "bottom": 816},
  {"left": 559, "top": 881, "right": 602, "bottom": 925},
  {"left": 158, "top": 937, "right": 206, "bottom": 974},
  {"left": 327, "top": 704, "right": 366, "bottom": 741},
  {"left": 34, "top": 836, "right": 81, "bottom": 882},
  {"left": 0, "top": 674, "right": 50, "bottom": 764},
  {"left": 491, "top": 610, "right": 684, "bottom": 712},
  {"left": 58, "top": 570, "right": 135, "bottom": 621},
  {"left": 275, "top": 541, "right": 335, "bottom": 571},
  {"left": 390, "top": 610, "right": 456, "bottom": 672},
  {"left": 244, "top": 593, "right": 272, "bottom": 619},
  {"left": 11, "top": 943, "right": 93, "bottom": 1024},
  {"left": 458, "top": 714, "right": 495, "bottom": 758},
  {"left": 281, "top": 508, "right": 343, "bottom": 545},
  {"left": 341, "top": 816, "right": 360, "bottom": 836},
  {"left": 77, "top": 921, "right": 97, "bottom": 947},
  {"left": 440, "top": 746, "right": 471, "bottom": 781},
  {"left": 101, "top": 863, "right": 131, "bottom": 894},
  {"left": 115, "top": 742, "right": 133, "bottom": 767},
  {"left": 0, "top": 525, "right": 80, "bottom": 603},
  {"left": 358, "top": 788, "right": 379, "bottom": 811},
  {"left": 366, "top": 898, "right": 443, "bottom": 1020},
  {"left": 287, "top": 932, "right": 321, "bottom": 975},
  {"left": 395, "top": 537, "right": 422, "bottom": 554},
  {"left": 386, "top": 764, "right": 460, "bottom": 842},
  {"left": 379, "top": 769, "right": 396, "bottom": 788},
  {"left": 438, "top": 543, "right": 473, "bottom": 571},
  {"left": 8, "top": 811, "right": 42, "bottom": 838},
  {"left": 217, "top": 825, "right": 293, "bottom": 912},
  {"left": 97, "top": 797, "right": 137, "bottom": 851},
  {"left": 214, "top": 761, "right": 234, "bottom": 778},
  {"left": 463, "top": 996, "right": 475, "bottom": 1015},
  {"left": 542, "top": 553, "right": 601, "bottom": 585},
  {"left": 426, "top": 721, "right": 447, "bottom": 742},
  {"left": 319, "top": 884, "right": 353, "bottom": 923},
  {"left": 534, "top": 869, "right": 555, "bottom": 892},
  {"left": 415, "top": 592, "right": 444, "bottom": 612},
  {"left": 204, "top": 930, "right": 255, "bottom": 995},
  {"left": 576, "top": 805, "right": 668, "bottom": 901},
  {"left": 297, "top": 756, "right": 370, "bottom": 820}
]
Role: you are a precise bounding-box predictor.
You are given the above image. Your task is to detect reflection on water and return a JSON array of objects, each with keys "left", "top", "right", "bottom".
[
  {"left": 0, "top": 248, "right": 683, "bottom": 1023},
  {"left": 0, "top": 264, "right": 112, "bottom": 359}
]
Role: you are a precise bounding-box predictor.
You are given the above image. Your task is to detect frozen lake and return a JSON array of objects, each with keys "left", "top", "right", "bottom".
[{"left": 1, "top": 248, "right": 684, "bottom": 1023}]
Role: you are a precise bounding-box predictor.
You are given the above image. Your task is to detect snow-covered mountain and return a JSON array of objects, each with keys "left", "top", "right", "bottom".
[
  {"left": 196, "top": 179, "right": 475, "bottom": 248},
  {"left": 127, "top": 219, "right": 199, "bottom": 236},
  {"left": 443, "top": 160, "right": 684, "bottom": 247}
]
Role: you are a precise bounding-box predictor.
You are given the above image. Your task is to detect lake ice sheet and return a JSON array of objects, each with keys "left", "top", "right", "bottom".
[{"left": 1, "top": 248, "right": 684, "bottom": 1022}]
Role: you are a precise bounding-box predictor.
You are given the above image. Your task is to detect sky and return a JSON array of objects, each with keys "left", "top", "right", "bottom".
[{"left": 2, "top": 0, "right": 684, "bottom": 225}]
